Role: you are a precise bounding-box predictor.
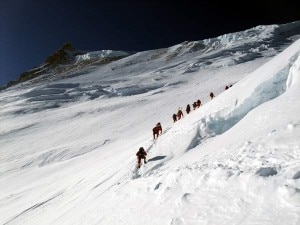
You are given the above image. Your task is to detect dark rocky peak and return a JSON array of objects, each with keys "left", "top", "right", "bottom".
[{"left": 45, "top": 42, "right": 82, "bottom": 65}]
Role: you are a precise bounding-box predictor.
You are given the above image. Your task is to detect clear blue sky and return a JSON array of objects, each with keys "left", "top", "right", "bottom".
[{"left": 0, "top": 0, "right": 299, "bottom": 86}]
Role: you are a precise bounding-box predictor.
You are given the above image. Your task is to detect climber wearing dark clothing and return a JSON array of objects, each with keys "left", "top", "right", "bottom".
[
  {"left": 177, "top": 108, "right": 184, "bottom": 120},
  {"left": 136, "top": 147, "right": 147, "bottom": 168},
  {"left": 196, "top": 99, "right": 202, "bottom": 108},
  {"left": 172, "top": 114, "right": 177, "bottom": 123},
  {"left": 210, "top": 92, "right": 215, "bottom": 99},
  {"left": 193, "top": 102, "right": 197, "bottom": 110},
  {"left": 153, "top": 122, "right": 162, "bottom": 139},
  {"left": 186, "top": 104, "right": 191, "bottom": 114}
]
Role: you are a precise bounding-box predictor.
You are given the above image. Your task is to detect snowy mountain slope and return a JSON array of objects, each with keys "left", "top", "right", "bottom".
[
  {"left": 4, "top": 21, "right": 300, "bottom": 89},
  {"left": 0, "top": 22, "right": 300, "bottom": 225},
  {"left": 78, "top": 39, "right": 300, "bottom": 225},
  {"left": 2, "top": 22, "right": 300, "bottom": 118}
]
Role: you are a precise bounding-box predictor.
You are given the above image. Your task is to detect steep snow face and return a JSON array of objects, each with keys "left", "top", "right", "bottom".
[
  {"left": 0, "top": 23, "right": 300, "bottom": 225},
  {"left": 166, "top": 21, "right": 300, "bottom": 58},
  {"left": 286, "top": 51, "right": 300, "bottom": 89},
  {"left": 88, "top": 40, "right": 300, "bottom": 225},
  {"left": 202, "top": 24, "right": 278, "bottom": 49}
]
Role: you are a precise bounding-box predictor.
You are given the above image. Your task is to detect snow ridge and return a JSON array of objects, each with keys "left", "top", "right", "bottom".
[{"left": 75, "top": 50, "right": 129, "bottom": 63}]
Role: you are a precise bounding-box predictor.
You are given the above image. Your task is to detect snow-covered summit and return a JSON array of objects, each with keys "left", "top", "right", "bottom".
[
  {"left": 0, "top": 21, "right": 300, "bottom": 225},
  {"left": 5, "top": 43, "right": 132, "bottom": 88}
]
